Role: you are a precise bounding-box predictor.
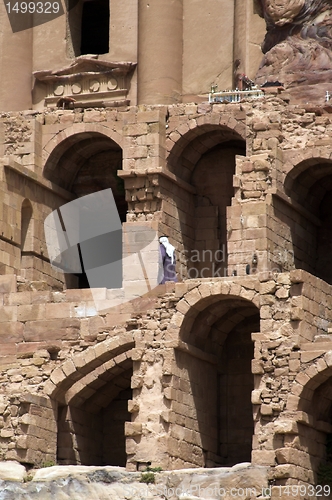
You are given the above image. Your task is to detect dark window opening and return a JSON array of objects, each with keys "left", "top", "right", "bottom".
[
  {"left": 21, "top": 199, "right": 33, "bottom": 258},
  {"left": 284, "top": 162, "right": 332, "bottom": 285},
  {"left": 74, "top": 243, "right": 90, "bottom": 289},
  {"left": 57, "top": 372, "right": 132, "bottom": 466},
  {"left": 80, "top": 0, "right": 109, "bottom": 55},
  {"left": 176, "top": 298, "right": 259, "bottom": 468},
  {"left": 46, "top": 136, "right": 126, "bottom": 291}
]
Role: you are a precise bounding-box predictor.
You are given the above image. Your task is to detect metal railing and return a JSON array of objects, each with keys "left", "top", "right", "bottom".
[{"left": 209, "top": 88, "right": 264, "bottom": 103}]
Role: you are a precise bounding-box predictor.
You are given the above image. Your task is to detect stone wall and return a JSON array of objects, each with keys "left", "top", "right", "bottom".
[
  {"left": 0, "top": 99, "right": 332, "bottom": 490},
  {"left": 0, "top": 269, "right": 331, "bottom": 491}
]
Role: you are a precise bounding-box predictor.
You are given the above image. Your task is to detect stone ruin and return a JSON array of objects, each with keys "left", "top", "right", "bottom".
[
  {"left": 0, "top": 97, "right": 331, "bottom": 499},
  {"left": 2, "top": 0, "right": 332, "bottom": 498}
]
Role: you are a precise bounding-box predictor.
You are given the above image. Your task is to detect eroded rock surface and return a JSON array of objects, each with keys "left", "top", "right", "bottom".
[
  {"left": 0, "top": 461, "right": 26, "bottom": 482},
  {"left": 0, "top": 462, "right": 269, "bottom": 500},
  {"left": 255, "top": 0, "right": 332, "bottom": 101}
]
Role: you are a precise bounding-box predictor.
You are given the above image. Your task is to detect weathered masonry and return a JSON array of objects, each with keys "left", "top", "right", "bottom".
[{"left": 0, "top": 98, "right": 332, "bottom": 493}]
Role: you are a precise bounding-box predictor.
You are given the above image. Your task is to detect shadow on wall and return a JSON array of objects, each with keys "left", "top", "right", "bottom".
[
  {"left": 167, "top": 125, "right": 245, "bottom": 281},
  {"left": 284, "top": 159, "right": 332, "bottom": 285},
  {"left": 43, "top": 132, "right": 127, "bottom": 289},
  {"left": 57, "top": 368, "right": 132, "bottom": 466},
  {"left": 294, "top": 368, "right": 332, "bottom": 485},
  {"left": 170, "top": 295, "right": 259, "bottom": 467}
]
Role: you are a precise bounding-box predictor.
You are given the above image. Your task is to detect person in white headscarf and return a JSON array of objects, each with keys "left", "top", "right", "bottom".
[{"left": 158, "top": 236, "right": 177, "bottom": 284}]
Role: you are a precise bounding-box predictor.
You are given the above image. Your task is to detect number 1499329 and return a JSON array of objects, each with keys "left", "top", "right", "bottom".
[{"left": 5, "top": 2, "right": 60, "bottom": 14}]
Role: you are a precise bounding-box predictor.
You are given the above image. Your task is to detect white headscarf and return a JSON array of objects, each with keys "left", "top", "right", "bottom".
[{"left": 159, "top": 237, "right": 175, "bottom": 264}]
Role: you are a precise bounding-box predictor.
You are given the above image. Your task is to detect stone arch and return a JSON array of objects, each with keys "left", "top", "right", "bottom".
[
  {"left": 169, "top": 280, "right": 260, "bottom": 338},
  {"left": 165, "top": 121, "right": 246, "bottom": 280},
  {"left": 46, "top": 333, "right": 135, "bottom": 466},
  {"left": 42, "top": 125, "right": 127, "bottom": 289},
  {"left": 285, "top": 354, "right": 332, "bottom": 482},
  {"left": 45, "top": 332, "right": 135, "bottom": 403},
  {"left": 283, "top": 156, "right": 332, "bottom": 284},
  {"left": 43, "top": 125, "right": 123, "bottom": 191},
  {"left": 167, "top": 281, "right": 260, "bottom": 468},
  {"left": 288, "top": 354, "right": 332, "bottom": 409},
  {"left": 43, "top": 123, "right": 122, "bottom": 160},
  {"left": 65, "top": 352, "right": 133, "bottom": 408},
  {"left": 284, "top": 156, "right": 332, "bottom": 201},
  {"left": 282, "top": 147, "right": 332, "bottom": 182},
  {"left": 167, "top": 119, "right": 246, "bottom": 182}
]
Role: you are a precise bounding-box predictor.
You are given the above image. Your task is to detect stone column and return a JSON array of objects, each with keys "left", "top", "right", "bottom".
[
  {"left": 0, "top": 7, "right": 32, "bottom": 111},
  {"left": 233, "top": 0, "right": 265, "bottom": 85},
  {"left": 137, "top": 0, "right": 183, "bottom": 105},
  {"left": 233, "top": 0, "right": 248, "bottom": 88}
]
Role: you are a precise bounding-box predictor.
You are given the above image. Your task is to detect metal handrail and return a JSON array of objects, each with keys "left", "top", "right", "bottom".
[{"left": 209, "top": 89, "right": 264, "bottom": 103}]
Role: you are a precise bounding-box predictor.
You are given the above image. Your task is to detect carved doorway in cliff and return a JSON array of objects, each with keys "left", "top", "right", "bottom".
[
  {"left": 57, "top": 364, "right": 133, "bottom": 466},
  {"left": 173, "top": 295, "right": 259, "bottom": 467},
  {"left": 167, "top": 124, "right": 245, "bottom": 280},
  {"left": 67, "top": 0, "right": 109, "bottom": 57},
  {"left": 43, "top": 132, "right": 127, "bottom": 289},
  {"left": 285, "top": 159, "right": 332, "bottom": 284}
]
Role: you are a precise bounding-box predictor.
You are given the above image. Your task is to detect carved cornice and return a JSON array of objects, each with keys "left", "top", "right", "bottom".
[{"left": 33, "top": 56, "right": 137, "bottom": 108}]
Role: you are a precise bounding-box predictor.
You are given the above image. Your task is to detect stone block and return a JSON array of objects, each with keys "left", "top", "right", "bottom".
[
  {"left": 260, "top": 281, "right": 276, "bottom": 294},
  {"left": 301, "top": 351, "right": 325, "bottom": 363},
  {"left": 18, "top": 304, "right": 46, "bottom": 321},
  {"left": 123, "top": 123, "right": 149, "bottom": 136},
  {"left": 251, "top": 450, "right": 276, "bottom": 465},
  {"left": 137, "top": 110, "right": 164, "bottom": 123},
  {"left": 125, "top": 438, "right": 138, "bottom": 454},
  {"left": 4, "top": 291, "right": 31, "bottom": 305},
  {"left": 286, "top": 395, "right": 300, "bottom": 411},
  {"left": 261, "top": 404, "right": 273, "bottom": 415},
  {"left": 274, "top": 420, "right": 299, "bottom": 434},
  {"left": 0, "top": 306, "right": 17, "bottom": 323},
  {"left": 0, "top": 322, "right": 23, "bottom": 343},
  {"left": 176, "top": 300, "right": 190, "bottom": 314},
  {"left": 0, "top": 275, "right": 16, "bottom": 293},
  {"left": 290, "top": 307, "right": 304, "bottom": 321},
  {"left": 23, "top": 319, "right": 80, "bottom": 342},
  {"left": 125, "top": 422, "right": 142, "bottom": 436},
  {"left": 1, "top": 428, "right": 14, "bottom": 438},
  {"left": 0, "top": 461, "right": 26, "bottom": 481},
  {"left": 50, "top": 368, "right": 66, "bottom": 386},
  {"left": 324, "top": 351, "right": 332, "bottom": 367},
  {"left": 128, "top": 400, "right": 139, "bottom": 413},
  {"left": 251, "top": 390, "right": 262, "bottom": 405},
  {"left": 252, "top": 360, "right": 264, "bottom": 374},
  {"left": 289, "top": 269, "right": 306, "bottom": 284},
  {"left": 45, "top": 303, "right": 71, "bottom": 319}
]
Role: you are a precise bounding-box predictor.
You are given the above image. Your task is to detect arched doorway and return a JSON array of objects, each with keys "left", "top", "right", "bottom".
[
  {"left": 44, "top": 132, "right": 127, "bottom": 289},
  {"left": 285, "top": 159, "right": 332, "bottom": 284},
  {"left": 50, "top": 335, "right": 135, "bottom": 466},
  {"left": 167, "top": 125, "right": 246, "bottom": 280},
  {"left": 191, "top": 139, "right": 245, "bottom": 278},
  {"left": 57, "top": 363, "right": 133, "bottom": 465},
  {"left": 171, "top": 293, "right": 259, "bottom": 467},
  {"left": 290, "top": 366, "right": 332, "bottom": 485}
]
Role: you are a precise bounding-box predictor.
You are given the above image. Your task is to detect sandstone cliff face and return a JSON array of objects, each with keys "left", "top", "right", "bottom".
[{"left": 255, "top": 0, "right": 332, "bottom": 101}]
